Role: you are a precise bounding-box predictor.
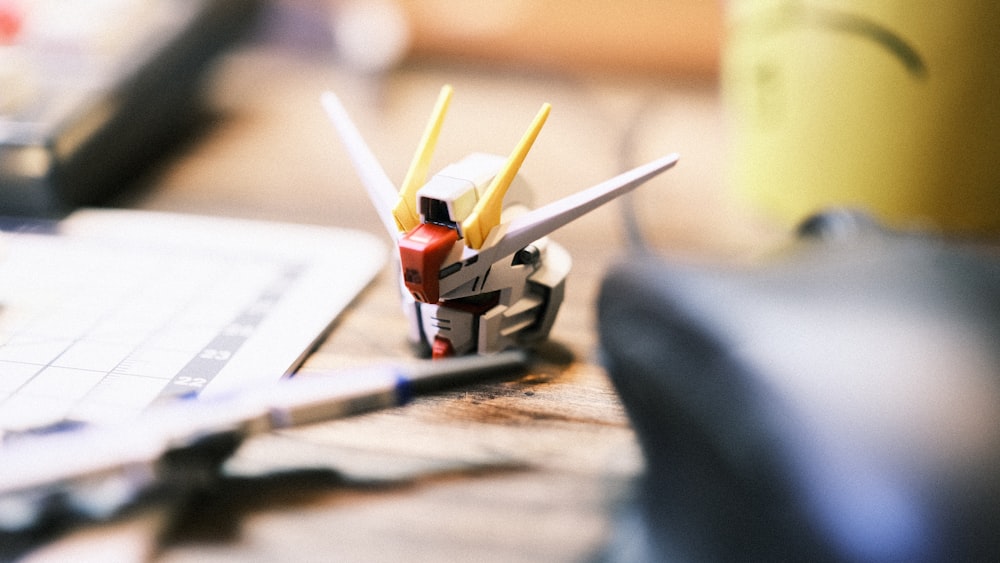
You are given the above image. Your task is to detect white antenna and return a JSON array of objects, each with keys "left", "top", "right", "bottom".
[{"left": 321, "top": 91, "right": 401, "bottom": 238}]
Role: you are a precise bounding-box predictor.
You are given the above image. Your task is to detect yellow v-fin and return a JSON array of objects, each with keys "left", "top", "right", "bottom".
[
  {"left": 392, "top": 85, "right": 454, "bottom": 232},
  {"left": 462, "top": 103, "right": 550, "bottom": 249}
]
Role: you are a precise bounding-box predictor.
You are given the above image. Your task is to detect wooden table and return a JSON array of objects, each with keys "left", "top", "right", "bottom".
[{"left": 24, "top": 25, "right": 781, "bottom": 563}]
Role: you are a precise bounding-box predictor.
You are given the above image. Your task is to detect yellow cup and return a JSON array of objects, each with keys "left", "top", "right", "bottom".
[{"left": 724, "top": 1, "right": 1000, "bottom": 235}]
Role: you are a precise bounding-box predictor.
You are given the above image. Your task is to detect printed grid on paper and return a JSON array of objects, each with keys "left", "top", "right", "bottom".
[{"left": 0, "top": 229, "right": 303, "bottom": 432}]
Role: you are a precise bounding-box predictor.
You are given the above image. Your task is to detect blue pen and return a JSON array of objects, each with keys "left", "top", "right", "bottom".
[{"left": 0, "top": 350, "right": 529, "bottom": 530}]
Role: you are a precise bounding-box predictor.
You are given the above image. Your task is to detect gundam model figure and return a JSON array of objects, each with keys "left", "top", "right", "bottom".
[{"left": 323, "top": 85, "right": 677, "bottom": 358}]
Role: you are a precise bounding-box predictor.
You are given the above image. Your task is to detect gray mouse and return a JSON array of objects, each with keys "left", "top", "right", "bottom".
[{"left": 597, "top": 210, "right": 1000, "bottom": 562}]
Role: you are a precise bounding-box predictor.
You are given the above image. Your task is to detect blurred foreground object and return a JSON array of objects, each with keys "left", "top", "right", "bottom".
[
  {"left": 0, "top": 351, "right": 526, "bottom": 538},
  {"left": 724, "top": 2, "right": 1000, "bottom": 235},
  {"left": 599, "top": 210, "right": 1000, "bottom": 561}
]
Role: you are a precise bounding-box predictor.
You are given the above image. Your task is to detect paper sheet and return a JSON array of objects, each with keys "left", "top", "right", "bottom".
[{"left": 0, "top": 209, "right": 385, "bottom": 432}]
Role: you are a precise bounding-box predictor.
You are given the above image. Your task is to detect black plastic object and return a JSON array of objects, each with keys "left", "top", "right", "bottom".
[
  {"left": 0, "top": 0, "right": 262, "bottom": 215},
  {"left": 598, "top": 210, "right": 1000, "bottom": 562}
]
